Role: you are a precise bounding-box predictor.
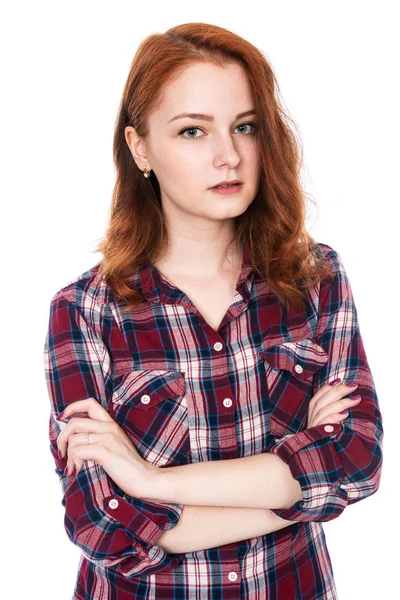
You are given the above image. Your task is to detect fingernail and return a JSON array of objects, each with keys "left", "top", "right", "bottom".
[
  {"left": 346, "top": 381, "right": 359, "bottom": 387},
  {"left": 63, "top": 465, "right": 69, "bottom": 476},
  {"left": 329, "top": 378, "right": 342, "bottom": 386},
  {"left": 339, "top": 410, "right": 348, "bottom": 414},
  {"left": 350, "top": 394, "right": 361, "bottom": 400},
  {"left": 58, "top": 450, "right": 63, "bottom": 460},
  {"left": 57, "top": 413, "right": 69, "bottom": 423}
]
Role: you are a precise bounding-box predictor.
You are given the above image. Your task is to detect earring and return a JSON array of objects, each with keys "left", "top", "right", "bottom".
[{"left": 143, "top": 167, "right": 151, "bottom": 178}]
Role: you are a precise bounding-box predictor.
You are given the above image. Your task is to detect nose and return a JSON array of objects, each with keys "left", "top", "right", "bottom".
[{"left": 213, "top": 133, "right": 241, "bottom": 168}]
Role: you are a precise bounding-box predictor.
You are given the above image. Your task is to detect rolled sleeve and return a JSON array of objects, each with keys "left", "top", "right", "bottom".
[
  {"left": 268, "top": 245, "right": 384, "bottom": 522},
  {"left": 44, "top": 291, "right": 184, "bottom": 577}
]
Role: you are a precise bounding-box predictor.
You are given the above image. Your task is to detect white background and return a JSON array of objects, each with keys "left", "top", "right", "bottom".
[{"left": 1, "top": 1, "right": 398, "bottom": 598}]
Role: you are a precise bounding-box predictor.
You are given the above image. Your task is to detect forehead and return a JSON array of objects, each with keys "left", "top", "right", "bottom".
[{"left": 151, "top": 62, "right": 254, "bottom": 122}]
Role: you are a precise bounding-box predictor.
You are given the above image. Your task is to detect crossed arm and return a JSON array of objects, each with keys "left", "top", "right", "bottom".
[
  {"left": 157, "top": 504, "right": 299, "bottom": 555},
  {"left": 148, "top": 453, "right": 303, "bottom": 554}
]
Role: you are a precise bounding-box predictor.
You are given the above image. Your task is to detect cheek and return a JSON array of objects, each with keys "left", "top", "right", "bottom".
[
  {"left": 237, "top": 142, "right": 260, "bottom": 182},
  {"left": 157, "top": 150, "right": 202, "bottom": 188},
  {"left": 248, "top": 147, "right": 261, "bottom": 177},
  {"left": 160, "top": 161, "right": 210, "bottom": 206}
]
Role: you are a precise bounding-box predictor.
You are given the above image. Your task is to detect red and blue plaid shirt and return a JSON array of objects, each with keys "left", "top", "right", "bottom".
[{"left": 44, "top": 242, "right": 383, "bottom": 599}]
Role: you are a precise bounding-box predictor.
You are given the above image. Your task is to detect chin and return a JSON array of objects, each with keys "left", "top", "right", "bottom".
[{"left": 208, "top": 202, "right": 251, "bottom": 220}]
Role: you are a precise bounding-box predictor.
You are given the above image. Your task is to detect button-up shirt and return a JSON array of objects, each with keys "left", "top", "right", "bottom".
[{"left": 43, "top": 242, "right": 384, "bottom": 599}]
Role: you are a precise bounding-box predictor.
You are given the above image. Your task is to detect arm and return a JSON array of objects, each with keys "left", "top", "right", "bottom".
[
  {"left": 266, "top": 245, "right": 384, "bottom": 522},
  {"left": 146, "top": 450, "right": 303, "bottom": 509},
  {"left": 156, "top": 505, "right": 299, "bottom": 554},
  {"left": 44, "top": 291, "right": 184, "bottom": 578}
]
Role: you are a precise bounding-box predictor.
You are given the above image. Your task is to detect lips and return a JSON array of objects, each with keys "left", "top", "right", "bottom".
[{"left": 212, "top": 181, "right": 242, "bottom": 189}]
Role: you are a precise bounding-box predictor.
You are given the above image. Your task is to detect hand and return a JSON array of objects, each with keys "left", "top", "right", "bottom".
[
  {"left": 307, "top": 379, "right": 362, "bottom": 428},
  {"left": 56, "top": 398, "right": 158, "bottom": 498}
]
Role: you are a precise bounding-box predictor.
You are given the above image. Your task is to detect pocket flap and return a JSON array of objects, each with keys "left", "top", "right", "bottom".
[
  {"left": 112, "top": 369, "right": 185, "bottom": 410},
  {"left": 259, "top": 338, "right": 328, "bottom": 382}
]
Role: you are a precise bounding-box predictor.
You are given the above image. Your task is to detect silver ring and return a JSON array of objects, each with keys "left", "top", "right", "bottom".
[{"left": 86, "top": 432, "right": 90, "bottom": 445}]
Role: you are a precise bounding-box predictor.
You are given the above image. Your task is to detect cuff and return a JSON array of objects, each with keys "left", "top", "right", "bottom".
[
  {"left": 268, "top": 423, "right": 349, "bottom": 522},
  {"left": 103, "top": 494, "right": 184, "bottom": 574}
]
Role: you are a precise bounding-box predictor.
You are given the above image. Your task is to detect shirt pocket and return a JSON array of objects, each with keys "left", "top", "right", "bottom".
[
  {"left": 109, "top": 369, "right": 190, "bottom": 466},
  {"left": 259, "top": 338, "right": 329, "bottom": 437}
]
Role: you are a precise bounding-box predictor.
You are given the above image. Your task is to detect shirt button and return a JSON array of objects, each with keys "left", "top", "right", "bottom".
[
  {"left": 294, "top": 364, "right": 303, "bottom": 374},
  {"left": 223, "top": 398, "right": 233, "bottom": 408},
  {"left": 228, "top": 571, "right": 238, "bottom": 582},
  {"left": 108, "top": 498, "right": 119, "bottom": 509},
  {"left": 213, "top": 341, "right": 223, "bottom": 351},
  {"left": 324, "top": 425, "right": 334, "bottom": 433},
  {"left": 141, "top": 394, "right": 151, "bottom": 405}
]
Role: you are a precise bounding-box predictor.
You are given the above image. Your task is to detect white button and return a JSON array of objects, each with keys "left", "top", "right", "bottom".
[
  {"left": 294, "top": 364, "right": 303, "bottom": 374},
  {"left": 324, "top": 425, "right": 334, "bottom": 433},
  {"left": 223, "top": 398, "right": 233, "bottom": 408},
  {"left": 141, "top": 394, "right": 151, "bottom": 404},
  {"left": 213, "top": 342, "right": 223, "bottom": 351},
  {"left": 108, "top": 498, "right": 119, "bottom": 509},
  {"left": 228, "top": 571, "right": 238, "bottom": 582}
]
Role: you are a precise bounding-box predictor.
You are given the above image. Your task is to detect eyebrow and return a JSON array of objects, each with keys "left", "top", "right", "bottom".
[{"left": 167, "top": 109, "right": 256, "bottom": 124}]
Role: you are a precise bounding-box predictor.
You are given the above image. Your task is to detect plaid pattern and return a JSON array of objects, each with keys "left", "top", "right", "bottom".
[{"left": 44, "top": 242, "right": 383, "bottom": 599}]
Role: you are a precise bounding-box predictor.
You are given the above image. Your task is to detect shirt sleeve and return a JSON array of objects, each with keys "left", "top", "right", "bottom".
[
  {"left": 267, "top": 246, "right": 384, "bottom": 522},
  {"left": 44, "top": 291, "right": 184, "bottom": 577}
]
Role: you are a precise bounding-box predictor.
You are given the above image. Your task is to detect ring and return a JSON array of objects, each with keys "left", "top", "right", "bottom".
[{"left": 86, "top": 432, "right": 90, "bottom": 445}]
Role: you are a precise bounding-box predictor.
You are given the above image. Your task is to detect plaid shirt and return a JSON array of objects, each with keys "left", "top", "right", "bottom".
[{"left": 44, "top": 242, "right": 383, "bottom": 599}]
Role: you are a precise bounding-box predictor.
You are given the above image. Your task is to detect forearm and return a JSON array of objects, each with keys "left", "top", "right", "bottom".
[
  {"left": 156, "top": 504, "right": 299, "bottom": 554},
  {"left": 148, "top": 453, "right": 303, "bottom": 509}
]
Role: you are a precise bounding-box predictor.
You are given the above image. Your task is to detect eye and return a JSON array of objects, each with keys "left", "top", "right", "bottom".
[
  {"left": 236, "top": 122, "right": 257, "bottom": 135},
  {"left": 178, "top": 126, "right": 203, "bottom": 139},
  {"left": 178, "top": 122, "right": 257, "bottom": 140}
]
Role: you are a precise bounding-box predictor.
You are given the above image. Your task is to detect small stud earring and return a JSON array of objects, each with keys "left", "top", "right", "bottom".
[{"left": 143, "top": 167, "right": 151, "bottom": 178}]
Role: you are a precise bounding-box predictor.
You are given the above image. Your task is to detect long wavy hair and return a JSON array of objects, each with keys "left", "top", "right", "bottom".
[{"left": 94, "top": 22, "right": 334, "bottom": 313}]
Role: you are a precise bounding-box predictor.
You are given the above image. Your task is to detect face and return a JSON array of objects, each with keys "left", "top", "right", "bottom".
[{"left": 125, "top": 61, "right": 261, "bottom": 227}]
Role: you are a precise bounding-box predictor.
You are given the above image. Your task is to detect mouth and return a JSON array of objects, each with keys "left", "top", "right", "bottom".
[
  {"left": 210, "top": 180, "right": 242, "bottom": 189},
  {"left": 209, "top": 182, "right": 243, "bottom": 194}
]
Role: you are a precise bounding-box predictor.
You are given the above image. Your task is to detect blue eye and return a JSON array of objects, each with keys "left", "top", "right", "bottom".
[{"left": 178, "top": 122, "right": 257, "bottom": 139}]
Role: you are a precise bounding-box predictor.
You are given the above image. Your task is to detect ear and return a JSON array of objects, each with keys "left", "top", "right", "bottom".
[{"left": 124, "top": 126, "right": 150, "bottom": 171}]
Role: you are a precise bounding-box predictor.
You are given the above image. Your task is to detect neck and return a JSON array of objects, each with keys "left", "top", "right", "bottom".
[{"left": 154, "top": 235, "right": 243, "bottom": 280}]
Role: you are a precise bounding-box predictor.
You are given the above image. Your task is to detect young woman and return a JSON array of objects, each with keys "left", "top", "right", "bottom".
[{"left": 44, "top": 22, "right": 383, "bottom": 600}]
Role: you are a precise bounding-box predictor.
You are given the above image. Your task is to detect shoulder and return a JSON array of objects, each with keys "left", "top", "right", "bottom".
[
  {"left": 315, "top": 241, "right": 341, "bottom": 263},
  {"left": 48, "top": 261, "right": 116, "bottom": 324},
  {"left": 314, "top": 241, "right": 349, "bottom": 280},
  {"left": 313, "top": 242, "right": 353, "bottom": 306}
]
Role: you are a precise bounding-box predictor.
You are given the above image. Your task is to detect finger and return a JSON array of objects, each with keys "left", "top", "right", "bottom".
[
  {"left": 313, "top": 385, "right": 360, "bottom": 418},
  {"left": 314, "top": 396, "right": 362, "bottom": 425},
  {"left": 58, "top": 397, "right": 114, "bottom": 424},
  {"left": 313, "top": 410, "right": 349, "bottom": 427},
  {"left": 64, "top": 455, "right": 86, "bottom": 478},
  {"left": 307, "top": 381, "right": 343, "bottom": 424},
  {"left": 308, "top": 381, "right": 359, "bottom": 424},
  {"left": 65, "top": 431, "right": 112, "bottom": 476},
  {"left": 57, "top": 418, "right": 114, "bottom": 458},
  {"left": 58, "top": 418, "right": 110, "bottom": 458},
  {"left": 312, "top": 380, "right": 359, "bottom": 405},
  {"left": 67, "top": 432, "right": 102, "bottom": 448},
  {"left": 68, "top": 443, "right": 105, "bottom": 470},
  {"left": 64, "top": 458, "right": 80, "bottom": 477}
]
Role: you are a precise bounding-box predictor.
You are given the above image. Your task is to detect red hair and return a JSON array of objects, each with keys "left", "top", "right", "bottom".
[{"left": 94, "top": 22, "right": 334, "bottom": 313}]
